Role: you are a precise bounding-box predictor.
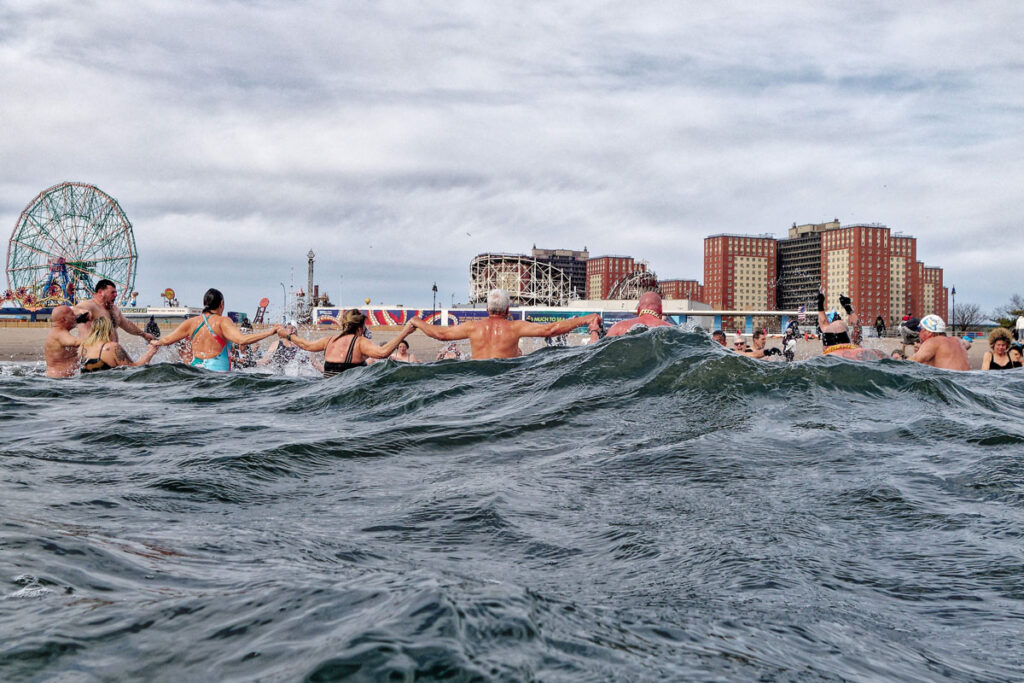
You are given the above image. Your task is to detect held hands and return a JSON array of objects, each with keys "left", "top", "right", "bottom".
[
  {"left": 142, "top": 332, "right": 155, "bottom": 342},
  {"left": 588, "top": 315, "right": 603, "bottom": 332},
  {"left": 275, "top": 325, "right": 289, "bottom": 338}
]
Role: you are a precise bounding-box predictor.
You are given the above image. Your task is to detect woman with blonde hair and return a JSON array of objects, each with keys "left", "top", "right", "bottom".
[
  {"left": 981, "top": 327, "right": 1021, "bottom": 370},
  {"left": 80, "top": 317, "right": 158, "bottom": 373},
  {"left": 282, "top": 308, "right": 416, "bottom": 377}
]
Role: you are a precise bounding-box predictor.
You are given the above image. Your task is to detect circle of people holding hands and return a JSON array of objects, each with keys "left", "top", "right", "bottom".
[{"left": 44, "top": 280, "right": 1017, "bottom": 378}]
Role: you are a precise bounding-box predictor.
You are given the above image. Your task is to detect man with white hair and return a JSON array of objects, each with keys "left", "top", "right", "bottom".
[{"left": 411, "top": 289, "right": 601, "bottom": 360}]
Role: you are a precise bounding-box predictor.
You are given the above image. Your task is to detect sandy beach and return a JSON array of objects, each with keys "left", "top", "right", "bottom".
[{"left": 0, "top": 321, "right": 993, "bottom": 369}]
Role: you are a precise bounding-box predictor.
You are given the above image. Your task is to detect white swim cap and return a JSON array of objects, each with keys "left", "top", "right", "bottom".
[{"left": 919, "top": 314, "right": 946, "bottom": 334}]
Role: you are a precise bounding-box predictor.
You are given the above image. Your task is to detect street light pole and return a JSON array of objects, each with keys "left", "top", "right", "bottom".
[
  {"left": 280, "top": 282, "right": 286, "bottom": 323},
  {"left": 951, "top": 286, "right": 957, "bottom": 334},
  {"left": 432, "top": 282, "right": 438, "bottom": 317}
]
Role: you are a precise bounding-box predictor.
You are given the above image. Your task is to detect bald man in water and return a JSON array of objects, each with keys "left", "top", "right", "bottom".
[
  {"left": 410, "top": 289, "right": 600, "bottom": 360},
  {"left": 605, "top": 292, "right": 674, "bottom": 337},
  {"left": 44, "top": 306, "right": 82, "bottom": 378}
]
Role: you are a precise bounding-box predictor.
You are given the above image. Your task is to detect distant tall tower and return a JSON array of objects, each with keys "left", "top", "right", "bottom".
[{"left": 306, "top": 249, "right": 315, "bottom": 313}]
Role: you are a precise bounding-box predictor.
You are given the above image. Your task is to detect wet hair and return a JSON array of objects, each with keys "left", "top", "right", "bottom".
[
  {"left": 752, "top": 329, "right": 766, "bottom": 341},
  {"left": 486, "top": 289, "right": 510, "bottom": 315},
  {"left": 711, "top": 330, "right": 726, "bottom": 344},
  {"left": 340, "top": 308, "right": 367, "bottom": 336},
  {"left": 988, "top": 327, "right": 1013, "bottom": 349},
  {"left": 95, "top": 279, "right": 115, "bottom": 292},
  {"left": 80, "top": 316, "right": 115, "bottom": 353},
  {"left": 202, "top": 288, "right": 224, "bottom": 313}
]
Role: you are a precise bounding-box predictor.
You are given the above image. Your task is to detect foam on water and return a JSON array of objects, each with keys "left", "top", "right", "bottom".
[{"left": 2, "top": 329, "right": 1024, "bottom": 680}]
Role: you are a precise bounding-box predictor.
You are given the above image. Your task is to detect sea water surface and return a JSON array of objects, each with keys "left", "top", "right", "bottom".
[{"left": 2, "top": 329, "right": 1024, "bottom": 681}]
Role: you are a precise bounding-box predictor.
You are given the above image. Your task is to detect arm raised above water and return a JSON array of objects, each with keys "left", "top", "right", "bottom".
[
  {"left": 513, "top": 313, "right": 600, "bottom": 338},
  {"left": 411, "top": 317, "right": 472, "bottom": 342}
]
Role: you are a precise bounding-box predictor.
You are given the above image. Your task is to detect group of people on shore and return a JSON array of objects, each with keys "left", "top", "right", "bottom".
[{"left": 44, "top": 281, "right": 1012, "bottom": 378}]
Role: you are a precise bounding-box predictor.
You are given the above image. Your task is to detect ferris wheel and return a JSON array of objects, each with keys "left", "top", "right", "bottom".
[{"left": 4, "top": 182, "right": 137, "bottom": 309}]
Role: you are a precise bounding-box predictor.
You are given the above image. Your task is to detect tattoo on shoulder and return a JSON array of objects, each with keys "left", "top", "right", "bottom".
[{"left": 114, "top": 346, "right": 131, "bottom": 363}]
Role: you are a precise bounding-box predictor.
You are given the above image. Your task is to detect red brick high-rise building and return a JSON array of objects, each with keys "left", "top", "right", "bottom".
[
  {"left": 586, "top": 256, "right": 641, "bottom": 300},
  {"left": 922, "top": 266, "right": 947, "bottom": 319},
  {"left": 889, "top": 234, "right": 918, "bottom": 325},
  {"left": 658, "top": 279, "right": 705, "bottom": 303},
  {"left": 820, "top": 224, "right": 893, "bottom": 327},
  {"left": 703, "top": 235, "right": 777, "bottom": 311}
]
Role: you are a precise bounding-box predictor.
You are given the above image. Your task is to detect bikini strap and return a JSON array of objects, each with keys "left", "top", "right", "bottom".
[
  {"left": 191, "top": 315, "right": 228, "bottom": 348},
  {"left": 343, "top": 335, "right": 358, "bottom": 364}
]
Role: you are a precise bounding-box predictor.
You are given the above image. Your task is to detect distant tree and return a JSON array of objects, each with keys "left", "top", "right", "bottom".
[
  {"left": 991, "top": 293, "right": 1024, "bottom": 329},
  {"left": 951, "top": 302, "right": 983, "bottom": 334}
]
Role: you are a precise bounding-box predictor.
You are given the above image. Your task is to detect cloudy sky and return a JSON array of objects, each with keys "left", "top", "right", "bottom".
[{"left": 2, "top": 0, "right": 1022, "bottom": 316}]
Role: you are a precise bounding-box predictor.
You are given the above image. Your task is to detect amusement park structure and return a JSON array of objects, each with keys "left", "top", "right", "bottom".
[
  {"left": 469, "top": 253, "right": 576, "bottom": 307},
  {"left": 606, "top": 264, "right": 660, "bottom": 300},
  {"left": 3, "top": 182, "right": 138, "bottom": 310}
]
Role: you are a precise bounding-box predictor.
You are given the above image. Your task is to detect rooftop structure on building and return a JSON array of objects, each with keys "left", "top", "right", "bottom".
[{"left": 531, "top": 245, "right": 589, "bottom": 301}]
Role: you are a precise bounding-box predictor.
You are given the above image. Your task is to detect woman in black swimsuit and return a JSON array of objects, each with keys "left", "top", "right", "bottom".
[
  {"left": 281, "top": 309, "right": 416, "bottom": 377},
  {"left": 982, "top": 327, "right": 1022, "bottom": 370},
  {"left": 80, "top": 317, "right": 158, "bottom": 374}
]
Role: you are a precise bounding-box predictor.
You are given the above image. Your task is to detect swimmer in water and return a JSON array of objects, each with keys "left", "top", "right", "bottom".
[
  {"left": 390, "top": 339, "right": 419, "bottom": 363},
  {"left": 981, "top": 327, "right": 1020, "bottom": 370},
  {"left": 72, "top": 279, "right": 154, "bottom": 343},
  {"left": 79, "top": 317, "right": 158, "bottom": 373},
  {"left": 150, "top": 288, "right": 282, "bottom": 371},
  {"left": 257, "top": 320, "right": 301, "bottom": 368},
  {"left": 44, "top": 306, "right": 83, "bottom": 378},
  {"left": 748, "top": 329, "right": 783, "bottom": 360},
  {"left": 815, "top": 290, "right": 884, "bottom": 360},
  {"left": 283, "top": 309, "right": 415, "bottom": 377},
  {"left": 711, "top": 330, "right": 727, "bottom": 346},
  {"left": 604, "top": 292, "right": 674, "bottom": 337},
  {"left": 909, "top": 314, "right": 970, "bottom": 371},
  {"left": 410, "top": 289, "right": 600, "bottom": 360}
]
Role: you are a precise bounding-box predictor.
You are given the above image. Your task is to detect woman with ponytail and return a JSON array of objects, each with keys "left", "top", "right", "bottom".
[
  {"left": 151, "top": 288, "right": 282, "bottom": 372},
  {"left": 282, "top": 308, "right": 416, "bottom": 377}
]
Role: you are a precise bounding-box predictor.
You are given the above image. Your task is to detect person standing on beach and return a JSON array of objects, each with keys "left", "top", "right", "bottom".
[
  {"left": 73, "top": 279, "right": 154, "bottom": 343},
  {"left": 909, "top": 315, "right": 970, "bottom": 371},
  {"left": 44, "top": 306, "right": 82, "bottom": 378},
  {"left": 411, "top": 289, "right": 601, "bottom": 360}
]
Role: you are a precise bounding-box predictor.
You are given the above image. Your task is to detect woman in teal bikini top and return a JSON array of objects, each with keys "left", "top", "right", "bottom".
[{"left": 150, "top": 288, "right": 282, "bottom": 371}]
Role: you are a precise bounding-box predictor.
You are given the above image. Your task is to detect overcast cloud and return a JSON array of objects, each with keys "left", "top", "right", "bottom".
[{"left": 2, "top": 0, "right": 1022, "bottom": 315}]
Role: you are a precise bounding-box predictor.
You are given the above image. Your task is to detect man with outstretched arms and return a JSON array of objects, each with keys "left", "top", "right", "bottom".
[
  {"left": 72, "top": 279, "right": 154, "bottom": 342},
  {"left": 604, "top": 291, "right": 674, "bottom": 337},
  {"left": 410, "top": 289, "right": 601, "bottom": 360},
  {"left": 910, "top": 315, "right": 970, "bottom": 371},
  {"left": 43, "top": 305, "right": 82, "bottom": 378}
]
